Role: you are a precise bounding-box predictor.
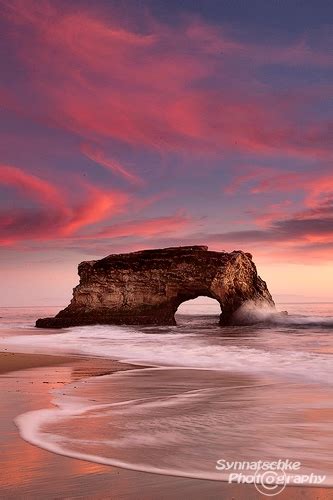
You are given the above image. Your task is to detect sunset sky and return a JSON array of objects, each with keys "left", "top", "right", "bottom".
[{"left": 1, "top": 0, "right": 333, "bottom": 305}]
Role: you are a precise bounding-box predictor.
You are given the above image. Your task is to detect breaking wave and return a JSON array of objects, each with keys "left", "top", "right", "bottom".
[{"left": 233, "top": 301, "right": 333, "bottom": 327}]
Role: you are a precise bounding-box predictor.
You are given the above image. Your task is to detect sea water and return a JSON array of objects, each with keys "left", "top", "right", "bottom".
[{"left": 0, "top": 302, "right": 332, "bottom": 485}]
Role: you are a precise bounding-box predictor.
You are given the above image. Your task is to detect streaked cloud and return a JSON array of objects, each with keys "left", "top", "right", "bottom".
[
  {"left": 81, "top": 144, "right": 144, "bottom": 186},
  {"left": 1, "top": 0, "right": 332, "bottom": 158},
  {"left": 0, "top": 0, "right": 332, "bottom": 272}
]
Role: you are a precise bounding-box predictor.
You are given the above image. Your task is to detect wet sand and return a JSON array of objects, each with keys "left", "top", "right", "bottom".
[
  {"left": 0, "top": 352, "right": 78, "bottom": 375},
  {"left": 0, "top": 351, "right": 331, "bottom": 499}
]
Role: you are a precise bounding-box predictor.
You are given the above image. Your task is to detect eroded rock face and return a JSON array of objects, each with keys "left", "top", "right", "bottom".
[{"left": 36, "top": 246, "right": 274, "bottom": 328}]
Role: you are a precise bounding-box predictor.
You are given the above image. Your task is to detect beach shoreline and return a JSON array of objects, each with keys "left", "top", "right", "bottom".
[
  {"left": 0, "top": 349, "right": 142, "bottom": 376},
  {"left": 0, "top": 351, "right": 78, "bottom": 375},
  {"left": 0, "top": 348, "right": 331, "bottom": 499}
]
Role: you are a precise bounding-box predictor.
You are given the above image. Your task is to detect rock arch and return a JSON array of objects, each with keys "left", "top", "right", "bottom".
[{"left": 36, "top": 246, "right": 275, "bottom": 328}]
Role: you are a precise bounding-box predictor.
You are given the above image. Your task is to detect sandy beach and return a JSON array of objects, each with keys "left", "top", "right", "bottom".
[
  {"left": 0, "top": 350, "right": 330, "bottom": 500},
  {"left": 0, "top": 352, "right": 78, "bottom": 375}
]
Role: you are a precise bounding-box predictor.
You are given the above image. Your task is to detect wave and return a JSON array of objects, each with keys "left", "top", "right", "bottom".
[
  {"left": 1, "top": 322, "right": 333, "bottom": 384},
  {"left": 233, "top": 301, "right": 333, "bottom": 327},
  {"left": 2, "top": 305, "right": 332, "bottom": 486},
  {"left": 14, "top": 367, "right": 333, "bottom": 485}
]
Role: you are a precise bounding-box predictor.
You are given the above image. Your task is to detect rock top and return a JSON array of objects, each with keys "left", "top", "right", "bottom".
[{"left": 36, "top": 246, "right": 274, "bottom": 328}]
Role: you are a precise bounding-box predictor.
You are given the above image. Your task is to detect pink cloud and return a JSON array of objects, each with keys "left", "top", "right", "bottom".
[
  {"left": 0, "top": 164, "right": 129, "bottom": 244},
  {"left": 220, "top": 167, "right": 333, "bottom": 259},
  {"left": 1, "top": 0, "right": 333, "bottom": 266},
  {"left": 96, "top": 213, "right": 190, "bottom": 239},
  {"left": 61, "top": 185, "right": 128, "bottom": 236},
  {"left": 1, "top": 0, "right": 332, "bottom": 159},
  {"left": 225, "top": 167, "right": 333, "bottom": 209},
  {"left": 0, "top": 164, "right": 65, "bottom": 208},
  {"left": 0, "top": 163, "right": 189, "bottom": 246},
  {"left": 81, "top": 143, "right": 143, "bottom": 186},
  {"left": 252, "top": 201, "right": 293, "bottom": 228}
]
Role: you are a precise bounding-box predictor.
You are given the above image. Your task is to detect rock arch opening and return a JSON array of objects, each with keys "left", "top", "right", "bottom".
[{"left": 176, "top": 296, "right": 222, "bottom": 323}]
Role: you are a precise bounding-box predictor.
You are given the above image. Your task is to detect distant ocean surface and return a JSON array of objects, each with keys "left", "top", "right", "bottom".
[{"left": 0, "top": 302, "right": 333, "bottom": 485}]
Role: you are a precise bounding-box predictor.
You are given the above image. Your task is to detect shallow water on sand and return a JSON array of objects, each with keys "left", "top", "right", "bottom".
[{"left": 0, "top": 302, "right": 333, "bottom": 486}]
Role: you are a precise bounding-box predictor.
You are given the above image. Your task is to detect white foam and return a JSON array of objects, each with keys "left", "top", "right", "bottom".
[
  {"left": 233, "top": 301, "right": 333, "bottom": 326},
  {"left": 14, "top": 369, "right": 333, "bottom": 486},
  {"left": 14, "top": 383, "right": 234, "bottom": 482},
  {"left": 1, "top": 322, "right": 333, "bottom": 384}
]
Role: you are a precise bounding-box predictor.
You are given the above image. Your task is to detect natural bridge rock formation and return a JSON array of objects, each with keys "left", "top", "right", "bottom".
[{"left": 36, "top": 246, "right": 274, "bottom": 329}]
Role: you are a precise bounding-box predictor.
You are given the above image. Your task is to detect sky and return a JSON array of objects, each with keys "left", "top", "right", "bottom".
[{"left": 0, "top": 0, "right": 333, "bottom": 305}]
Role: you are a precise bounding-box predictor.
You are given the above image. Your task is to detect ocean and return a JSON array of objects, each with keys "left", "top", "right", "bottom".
[{"left": 0, "top": 301, "right": 332, "bottom": 488}]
